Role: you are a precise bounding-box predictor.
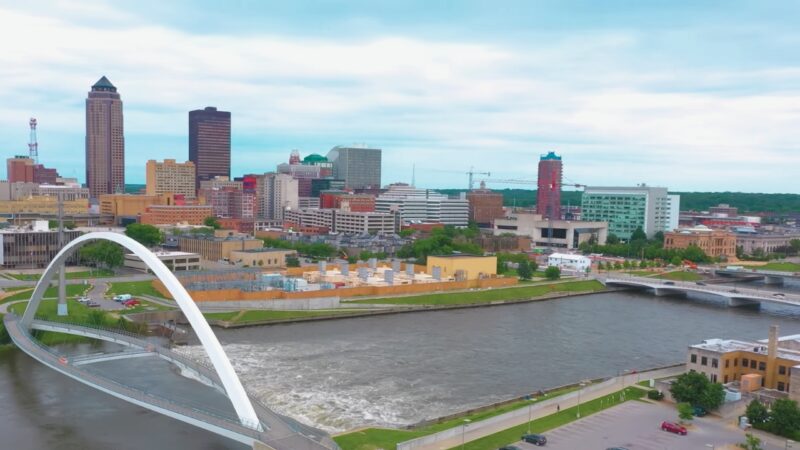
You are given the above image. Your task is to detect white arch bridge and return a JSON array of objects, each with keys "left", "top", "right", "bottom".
[
  {"left": 600, "top": 275, "right": 800, "bottom": 308},
  {"left": 6, "top": 232, "right": 338, "bottom": 450}
]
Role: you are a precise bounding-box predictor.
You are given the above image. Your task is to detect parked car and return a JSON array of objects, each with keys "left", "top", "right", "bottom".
[
  {"left": 660, "top": 421, "right": 687, "bottom": 435},
  {"left": 663, "top": 281, "right": 675, "bottom": 285},
  {"left": 695, "top": 281, "right": 706, "bottom": 286},
  {"left": 773, "top": 293, "right": 786, "bottom": 298},
  {"left": 521, "top": 433, "right": 547, "bottom": 446},
  {"left": 86, "top": 301, "right": 100, "bottom": 308},
  {"left": 77, "top": 297, "right": 90, "bottom": 304},
  {"left": 122, "top": 299, "right": 140, "bottom": 307},
  {"left": 693, "top": 406, "right": 707, "bottom": 417},
  {"left": 113, "top": 294, "right": 132, "bottom": 302}
]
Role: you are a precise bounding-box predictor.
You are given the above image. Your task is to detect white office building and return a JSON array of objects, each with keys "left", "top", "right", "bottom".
[
  {"left": 547, "top": 253, "right": 592, "bottom": 272},
  {"left": 375, "top": 184, "right": 469, "bottom": 227}
]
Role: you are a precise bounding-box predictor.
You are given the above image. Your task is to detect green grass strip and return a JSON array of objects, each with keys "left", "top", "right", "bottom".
[{"left": 349, "top": 280, "right": 604, "bottom": 306}]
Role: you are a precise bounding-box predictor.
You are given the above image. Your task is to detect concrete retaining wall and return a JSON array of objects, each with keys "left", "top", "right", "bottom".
[{"left": 197, "top": 297, "right": 340, "bottom": 312}]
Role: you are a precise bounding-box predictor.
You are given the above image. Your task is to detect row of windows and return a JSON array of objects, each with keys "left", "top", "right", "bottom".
[{"left": 691, "top": 353, "right": 792, "bottom": 376}]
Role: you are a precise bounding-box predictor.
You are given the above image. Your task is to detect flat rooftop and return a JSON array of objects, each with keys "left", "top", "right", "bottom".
[
  {"left": 233, "top": 248, "right": 294, "bottom": 253},
  {"left": 691, "top": 338, "right": 800, "bottom": 363}
]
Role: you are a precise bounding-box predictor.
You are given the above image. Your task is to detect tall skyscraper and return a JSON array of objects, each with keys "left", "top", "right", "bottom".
[
  {"left": 85, "top": 76, "right": 125, "bottom": 199},
  {"left": 536, "top": 151, "right": 562, "bottom": 220},
  {"left": 189, "top": 106, "right": 231, "bottom": 192},
  {"left": 326, "top": 146, "right": 381, "bottom": 190}
]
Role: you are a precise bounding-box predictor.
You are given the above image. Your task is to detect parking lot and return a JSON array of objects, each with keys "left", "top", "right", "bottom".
[{"left": 513, "top": 400, "right": 784, "bottom": 450}]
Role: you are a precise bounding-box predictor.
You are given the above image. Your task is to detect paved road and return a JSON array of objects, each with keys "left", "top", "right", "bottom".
[
  {"left": 85, "top": 280, "right": 124, "bottom": 311},
  {"left": 0, "top": 273, "right": 154, "bottom": 289},
  {"left": 519, "top": 400, "right": 785, "bottom": 450}
]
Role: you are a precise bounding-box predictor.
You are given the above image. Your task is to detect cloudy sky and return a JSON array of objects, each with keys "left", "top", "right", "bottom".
[{"left": 0, "top": 0, "right": 798, "bottom": 192}]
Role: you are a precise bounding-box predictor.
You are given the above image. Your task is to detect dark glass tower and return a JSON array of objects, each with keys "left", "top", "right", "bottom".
[{"left": 189, "top": 106, "right": 231, "bottom": 191}]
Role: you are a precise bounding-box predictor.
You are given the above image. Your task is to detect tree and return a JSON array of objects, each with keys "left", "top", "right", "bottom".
[
  {"left": 670, "top": 255, "right": 682, "bottom": 266},
  {"left": 790, "top": 239, "right": 800, "bottom": 255},
  {"left": 623, "top": 260, "right": 631, "bottom": 269},
  {"left": 681, "top": 244, "right": 708, "bottom": 263},
  {"left": 653, "top": 231, "right": 665, "bottom": 243},
  {"left": 204, "top": 216, "right": 221, "bottom": 229},
  {"left": 286, "top": 255, "right": 300, "bottom": 267},
  {"left": 517, "top": 260, "right": 533, "bottom": 280},
  {"left": 677, "top": 402, "right": 694, "bottom": 423},
  {"left": 125, "top": 223, "right": 162, "bottom": 247},
  {"left": 630, "top": 226, "right": 647, "bottom": 242},
  {"left": 739, "top": 433, "right": 763, "bottom": 450},
  {"left": 613, "top": 261, "right": 622, "bottom": 270},
  {"left": 78, "top": 241, "right": 123, "bottom": 270},
  {"left": 696, "top": 381, "right": 725, "bottom": 411},
  {"left": 745, "top": 399, "right": 769, "bottom": 426},
  {"left": 639, "top": 260, "right": 647, "bottom": 269},
  {"left": 606, "top": 233, "right": 620, "bottom": 245},
  {"left": 670, "top": 371, "right": 711, "bottom": 406},
  {"left": 544, "top": 266, "right": 560, "bottom": 280},
  {"left": 769, "top": 398, "right": 800, "bottom": 438}
]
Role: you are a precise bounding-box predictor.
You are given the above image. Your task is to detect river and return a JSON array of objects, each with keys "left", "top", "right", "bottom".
[{"left": 1, "top": 289, "right": 799, "bottom": 448}]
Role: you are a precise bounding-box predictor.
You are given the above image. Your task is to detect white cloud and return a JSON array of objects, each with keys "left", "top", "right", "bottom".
[{"left": 0, "top": 5, "right": 797, "bottom": 192}]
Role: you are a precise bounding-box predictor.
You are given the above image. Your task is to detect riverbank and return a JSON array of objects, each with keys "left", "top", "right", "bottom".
[
  {"left": 333, "top": 363, "right": 683, "bottom": 450},
  {"left": 205, "top": 280, "right": 615, "bottom": 328}
]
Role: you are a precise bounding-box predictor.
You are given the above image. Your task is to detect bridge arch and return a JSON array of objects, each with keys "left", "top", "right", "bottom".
[{"left": 20, "top": 232, "right": 261, "bottom": 430}]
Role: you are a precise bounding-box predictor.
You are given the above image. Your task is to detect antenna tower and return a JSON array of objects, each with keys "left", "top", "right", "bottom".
[{"left": 28, "top": 118, "right": 38, "bottom": 163}]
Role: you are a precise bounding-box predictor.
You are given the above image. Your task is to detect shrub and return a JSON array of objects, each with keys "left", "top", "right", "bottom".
[{"left": 647, "top": 390, "right": 664, "bottom": 401}]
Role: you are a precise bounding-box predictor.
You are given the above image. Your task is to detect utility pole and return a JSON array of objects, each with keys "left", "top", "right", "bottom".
[{"left": 57, "top": 191, "right": 67, "bottom": 316}]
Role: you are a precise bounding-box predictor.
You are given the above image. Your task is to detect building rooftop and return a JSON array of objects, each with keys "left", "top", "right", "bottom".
[
  {"left": 540, "top": 151, "right": 561, "bottom": 161},
  {"left": 91, "top": 76, "right": 117, "bottom": 92},
  {"left": 691, "top": 338, "right": 800, "bottom": 363},
  {"left": 428, "top": 254, "right": 489, "bottom": 259},
  {"left": 233, "top": 248, "right": 296, "bottom": 253}
]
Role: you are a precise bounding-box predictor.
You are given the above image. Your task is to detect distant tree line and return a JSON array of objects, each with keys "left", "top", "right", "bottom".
[
  {"left": 578, "top": 227, "right": 712, "bottom": 263},
  {"left": 396, "top": 224, "right": 483, "bottom": 264},
  {"left": 436, "top": 189, "right": 800, "bottom": 214}
]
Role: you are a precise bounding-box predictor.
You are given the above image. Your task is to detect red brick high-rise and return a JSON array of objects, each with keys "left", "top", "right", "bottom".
[
  {"left": 86, "top": 76, "right": 125, "bottom": 199},
  {"left": 536, "top": 151, "right": 562, "bottom": 220}
]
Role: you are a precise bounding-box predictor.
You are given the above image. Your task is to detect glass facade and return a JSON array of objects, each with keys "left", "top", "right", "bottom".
[{"left": 581, "top": 192, "right": 647, "bottom": 239}]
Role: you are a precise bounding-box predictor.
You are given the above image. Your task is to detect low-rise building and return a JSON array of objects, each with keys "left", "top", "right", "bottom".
[
  {"left": 664, "top": 225, "right": 737, "bottom": 260},
  {"left": 0, "top": 221, "right": 83, "bottom": 268},
  {"left": 99, "top": 193, "right": 175, "bottom": 224},
  {"left": 178, "top": 234, "right": 263, "bottom": 261},
  {"left": 466, "top": 182, "right": 505, "bottom": 227},
  {"left": 0, "top": 196, "right": 88, "bottom": 215},
  {"left": 687, "top": 326, "right": 800, "bottom": 400},
  {"left": 139, "top": 204, "right": 214, "bottom": 226},
  {"left": 124, "top": 251, "right": 201, "bottom": 273},
  {"left": 735, "top": 229, "right": 800, "bottom": 256},
  {"left": 229, "top": 248, "right": 297, "bottom": 269},
  {"left": 547, "top": 253, "right": 592, "bottom": 272},
  {"left": 284, "top": 208, "right": 399, "bottom": 234},
  {"left": 493, "top": 212, "right": 608, "bottom": 249},
  {"left": 426, "top": 254, "right": 497, "bottom": 281}
]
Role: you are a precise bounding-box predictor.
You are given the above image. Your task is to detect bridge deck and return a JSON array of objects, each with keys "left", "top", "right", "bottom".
[{"left": 4, "top": 314, "right": 338, "bottom": 450}]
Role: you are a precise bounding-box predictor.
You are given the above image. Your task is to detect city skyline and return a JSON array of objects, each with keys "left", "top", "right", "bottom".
[{"left": 0, "top": 1, "right": 799, "bottom": 192}]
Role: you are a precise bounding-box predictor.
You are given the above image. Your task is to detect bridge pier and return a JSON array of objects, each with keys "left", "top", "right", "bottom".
[
  {"left": 765, "top": 276, "right": 785, "bottom": 286},
  {"left": 57, "top": 263, "right": 67, "bottom": 316},
  {"left": 728, "top": 297, "right": 761, "bottom": 308}
]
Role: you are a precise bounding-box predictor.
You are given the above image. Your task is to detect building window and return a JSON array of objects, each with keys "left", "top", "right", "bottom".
[
  {"left": 701, "top": 356, "right": 708, "bottom": 366},
  {"left": 691, "top": 354, "right": 697, "bottom": 363},
  {"left": 724, "top": 375, "right": 728, "bottom": 383},
  {"left": 712, "top": 358, "right": 718, "bottom": 368},
  {"left": 759, "top": 361, "right": 766, "bottom": 371},
  {"left": 750, "top": 360, "right": 757, "bottom": 369},
  {"left": 734, "top": 358, "right": 738, "bottom": 367},
  {"left": 778, "top": 382, "right": 785, "bottom": 392},
  {"left": 725, "top": 359, "right": 729, "bottom": 368},
  {"left": 779, "top": 366, "right": 787, "bottom": 375},
  {"left": 742, "top": 358, "right": 748, "bottom": 367}
]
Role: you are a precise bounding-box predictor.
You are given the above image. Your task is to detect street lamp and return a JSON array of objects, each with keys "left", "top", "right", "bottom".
[
  {"left": 461, "top": 419, "right": 470, "bottom": 450},
  {"left": 527, "top": 399, "right": 534, "bottom": 434},
  {"left": 577, "top": 382, "right": 586, "bottom": 418}
]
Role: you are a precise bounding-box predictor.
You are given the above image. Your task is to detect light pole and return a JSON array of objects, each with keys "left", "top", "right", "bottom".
[
  {"left": 527, "top": 399, "right": 534, "bottom": 434},
  {"left": 461, "top": 419, "right": 470, "bottom": 450},
  {"left": 577, "top": 382, "right": 586, "bottom": 418}
]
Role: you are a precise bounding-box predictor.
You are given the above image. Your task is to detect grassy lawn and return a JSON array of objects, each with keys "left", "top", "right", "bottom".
[
  {"left": 349, "top": 280, "right": 605, "bottom": 306},
  {"left": 1, "top": 284, "right": 90, "bottom": 304},
  {"left": 107, "top": 280, "right": 163, "bottom": 298},
  {"left": 655, "top": 271, "right": 702, "bottom": 281},
  {"left": 625, "top": 270, "right": 660, "bottom": 276},
  {"left": 757, "top": 262, "right": 800, "bottom": 272},
  {"left": 334, "top": 384, "right": 584, "bottom": 450},
  {"left": 448, "top": 387, "right": 644, "bottom": 450},
  {"left": 203, "top": 309, "right": 368, "bottom": 324},
  {"left": 8, "top": 269, "right": 115, "bottom": 281}
]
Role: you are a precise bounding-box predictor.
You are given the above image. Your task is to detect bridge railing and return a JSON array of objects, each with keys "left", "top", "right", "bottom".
[
  {"left": 604, "top": 277, "right": 800, "bottom": 302},
  {"left": 8, "top": 315, "right": 266, "bottom": 437}
]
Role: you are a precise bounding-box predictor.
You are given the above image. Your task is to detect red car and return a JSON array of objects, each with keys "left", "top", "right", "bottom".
[
  {"left": 660, "top": 421, "right": 687, "bottom": 435},
  {"left": 122, "top": 299, "right": 140, "bottom": 307}
]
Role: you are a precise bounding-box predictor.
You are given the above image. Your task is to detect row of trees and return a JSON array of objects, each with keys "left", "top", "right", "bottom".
[
  {"left": 261, "top": 237, "right": 338, "bottom": 260},
  {"left": 396, "top": 226, "right": 483, "bottom": 263},
  {"left": 746, "top": 398, "right": 800, "bottom": 440},
  {"left": 579, "top": 227, "right": 711, "bottom": 263}
]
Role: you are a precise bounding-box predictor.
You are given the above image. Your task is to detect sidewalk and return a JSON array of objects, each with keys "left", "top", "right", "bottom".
[{"left": 404, "top": 365, "right": 684, "bottom": 450}]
